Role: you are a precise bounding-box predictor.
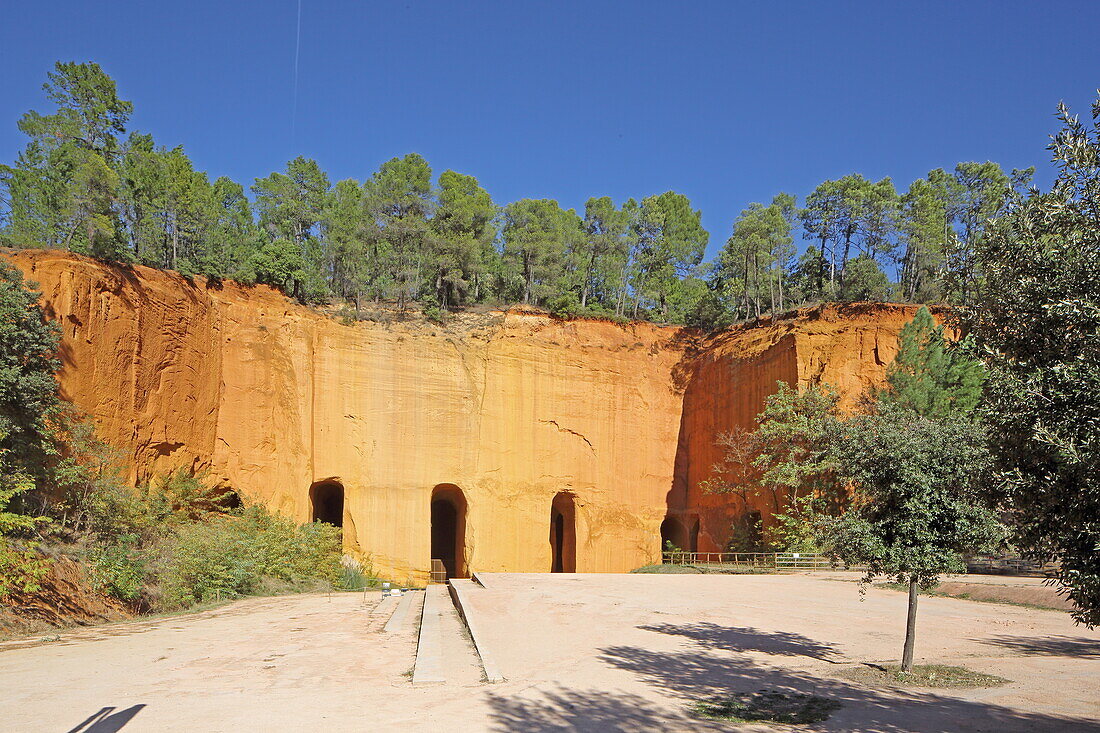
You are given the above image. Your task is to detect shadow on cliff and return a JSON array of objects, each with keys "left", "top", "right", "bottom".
[
  {"left": 484, "top": 620, "right": 1094, "bottom": 732},
  {"left": 660, "top": 328, "right": 708, "bottom": 554}
]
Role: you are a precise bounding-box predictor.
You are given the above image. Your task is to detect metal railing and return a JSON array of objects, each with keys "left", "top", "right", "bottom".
[{"left": 661, "top": 551, "right": 833, "bottom": 570}]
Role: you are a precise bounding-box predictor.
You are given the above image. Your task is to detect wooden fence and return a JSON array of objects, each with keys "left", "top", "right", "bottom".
[{"left": 661, "top": 551, "right": 833, "bottom": 570}]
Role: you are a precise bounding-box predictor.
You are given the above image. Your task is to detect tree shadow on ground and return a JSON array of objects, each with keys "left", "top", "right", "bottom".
[
  {"left": 66, "top": 705, "right": 145, "bottom": 733},
  {"left": 978, "top": 635, "right": 1100, "bottom": 659},
  {"left": 639, "top": 622, "right": 844, "bottom": 662},
  {"left": 484, "top": 621, "right": 1098, "bottom": 733},
  {"left": 595, "top": 638, "right": 1097, "bottom": 732},
  {"left": 485, "top": 687, "right": 702, "bottom": 733}
]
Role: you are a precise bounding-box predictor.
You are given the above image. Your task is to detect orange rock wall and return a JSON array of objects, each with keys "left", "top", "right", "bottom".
[
  {"left": 5, "top": 251, "right": 927, "bottom": 581},
  {"left": 672, "top": 304, "right": 934, "bottom": 551},
  {"left": 7, "top": 251, "right": 692, "bottom": 585}
]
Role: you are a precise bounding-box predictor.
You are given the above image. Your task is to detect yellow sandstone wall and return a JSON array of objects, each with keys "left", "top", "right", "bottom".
[
  {"left": 4, "top": 250, "right": 928, "bottom": 582},
  {"left": 6, "top": 250, "right": 693, "bottom": 585}
]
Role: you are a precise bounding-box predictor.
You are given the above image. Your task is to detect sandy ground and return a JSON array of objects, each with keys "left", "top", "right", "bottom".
[{"left": 2, "top": 574, "right": 1098, "bottom": 732}]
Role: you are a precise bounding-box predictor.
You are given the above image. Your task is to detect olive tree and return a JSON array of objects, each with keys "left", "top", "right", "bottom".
[{"left": 823, "top": 402, "right": 1004, "bottom": 671}]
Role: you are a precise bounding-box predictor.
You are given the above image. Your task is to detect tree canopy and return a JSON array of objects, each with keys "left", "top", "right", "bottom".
[
  {"left": 880, "top": 306, "right": 986, "bottom": 419},
  {"left": 0, "top": 61, "right": 1039, "bottom": 329},
  {"left": 963, "top": 96, "right": 1100, "bottom": 626}
]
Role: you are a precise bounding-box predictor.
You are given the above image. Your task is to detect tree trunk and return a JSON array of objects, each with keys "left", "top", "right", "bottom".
[
  {"left": 901, "top": 575, "right": 919, "bottom": 672},
  {"left": 581, "top": 246, "right": 597, "bottom": 308},
  {"left": 777, "top": 258, "right": 785, "bottom": 312},
  {"left": 839, "top": 228, "right": 853, "bottom": 287},
  {"left": 523, "top": 251, "right": 532, "bottom": 305}
]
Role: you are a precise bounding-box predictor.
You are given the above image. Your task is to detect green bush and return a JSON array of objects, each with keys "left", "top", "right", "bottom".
[
  {"left": 88, "top": 533, "right": 146, "bottom": 602},
  {"left": 0, "top": 538, "right": 49, "bottom": 598},
  {"left": 158, "top": 506, "right": 342, "bottom": 609},
  {"left": 545, "top": 291, "right": 582, "bottom": 318}
]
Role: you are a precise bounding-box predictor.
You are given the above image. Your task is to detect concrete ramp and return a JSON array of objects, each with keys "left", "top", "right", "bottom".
[
  {"left": 448, "top": 580, "right": 504, "bottom": 683},
  {"left": 412, "top": 585, "right": 483, "bottom": 687}
]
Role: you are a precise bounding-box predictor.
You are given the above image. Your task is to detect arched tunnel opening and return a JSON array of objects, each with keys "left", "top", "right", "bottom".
[
  {"left": 550, "top": 492, "right": 577, "bottom": 573},
  {"left": 660, "top": 514, "right": 699, "bottom": 555},
  {"left": 310, "top": 480, "right": 344, "bottom": 527},
  {"left": 431, "top": 484, "right": 467, "bottom": 579}
]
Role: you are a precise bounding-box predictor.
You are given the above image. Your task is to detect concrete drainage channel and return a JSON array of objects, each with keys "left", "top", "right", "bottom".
[{"left": 412, "top": 580, "right": 504, "bottom": 686}]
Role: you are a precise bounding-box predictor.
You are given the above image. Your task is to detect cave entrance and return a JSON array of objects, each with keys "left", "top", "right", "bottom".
[
  {"left": 431, "top": 484, "right": 467, "bottom": 579},
  {"left": 310, "top": 480, "right": 344, "bottom": 527},
  {"left": 660, "top": 514, "right": 699, "bottom": 556},
  {"left": 549, "top": 492, "right": 577, "bottom": 573}
]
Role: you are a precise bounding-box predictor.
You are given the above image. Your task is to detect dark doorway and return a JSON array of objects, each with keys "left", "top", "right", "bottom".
[
  {"left": 431, "top": 484, "right": 467, "bottom": 578},
  {"left": 310, "top": 480, "right": 344, "bottom": 527},
  {"left": 661, "top": 516, "right": 684, "bottom": 552},
  {"left": 550, "top": 492, "right": 577, "bottom": 572},
  {"left": 660, "top": 514, "right": 699, "bottom": 554}
]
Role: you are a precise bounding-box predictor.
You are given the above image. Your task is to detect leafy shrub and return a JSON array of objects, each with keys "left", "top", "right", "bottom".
[
  {"left": 87, "top": 533, "right": 146, "bottom": 602},
  {"left": 158, "top": 506, "right": 342, "bottom": 609},
  {"left": 0, "top": 538, "right": 49, "bottom": 598},
  {"left": 338, "top": 555, "right": 381, "bottom": 590},
  {"left": 545, "top": 291, "right": 582, "bottom": 318},
  {"left": 0, "top": 453, "right": 50, "bottom": 598}
]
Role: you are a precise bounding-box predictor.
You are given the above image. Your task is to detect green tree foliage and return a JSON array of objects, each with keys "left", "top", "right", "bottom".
[
  {"left": 714, "top": 194, "right": 797, "bottom": 320},
  {"left": 964, "top": 97, "right": 1100, "bottom": 626},
  {"left": 630, "top": 192, "right": 708, "bottom": 318},
  {"left": 800, "top": 175, "right": 898, "bottom": 299},
  {"left": 0, "top": 437, "right": 50, "bottom": 598},
  {"left": 837, "top": 253, "right": 890, "bottom": 302},
  {"left": 362, "top": 153, "right": 434, "bottom": 308},
  {"left": 578, "top": 196, "right": 630, "bottom": 311},
  {"left": 0, "top": 264, "right": 62, "bottom": 482},
  {"left": 881, "top": 306, "right": 985, "bottom": 419},
  {"left": 0, "top": 265, "right": 61, "bottom": 596},
  {"left": 898, "top": 173, "right": 955, "bottom": 302},
  {"left": 324, "top": 178, "right": 367, "bottom": 306},
  {"left": 823, "top": 402, "right": 1004, "bottom": 670},
  {"left": 703, "top": 382, "right": 845, "bottom": 551},
  {"left": 0, "top": 60, "right": 1050, "bottom": 325},
  {"left": 501, "top": 198, "right": 581, "bottom": 306},
  {"left": 431, "top": 170, "right": 496, "bottom": 308},
  {"left": 207, "top": 176, "right": 260, "bottom": 279},
  {"left": 252, "top": 157, "right": 331, "bottom": 298},
  {"left": 1, "top": 62, "right": 133, "bottom": 260}
]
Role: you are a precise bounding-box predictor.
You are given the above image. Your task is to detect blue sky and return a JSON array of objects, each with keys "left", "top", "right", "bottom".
[{"left": 2, "top": 1, "right": 1098, "bottom": 258}]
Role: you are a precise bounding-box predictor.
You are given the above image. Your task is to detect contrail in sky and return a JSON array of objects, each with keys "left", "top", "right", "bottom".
[{"left": 292, "top": 0, "right": 302, "bottom": 147}]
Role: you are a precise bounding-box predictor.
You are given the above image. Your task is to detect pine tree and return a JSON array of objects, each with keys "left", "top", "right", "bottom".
[
  {"left": 881, "top": 306, "right": 985, "bottom": 419},
  {"left": 0, "top": 264, "right": 62, "bottom": 485}
]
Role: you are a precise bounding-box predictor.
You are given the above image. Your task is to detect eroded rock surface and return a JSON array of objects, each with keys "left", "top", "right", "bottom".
[{"left": 5, "top": 250, "right": 926, "bottom": 583}]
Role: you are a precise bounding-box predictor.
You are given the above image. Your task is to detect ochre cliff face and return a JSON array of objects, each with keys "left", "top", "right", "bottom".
[
  {"left": 669, "top": 303, "right": 938, "bottom": 552},
  {"left": 5, "top": 250, "right": 929, "bottom": 582},
  {"left": 7, "top": 250, "right": 693, "bottom": 584}
]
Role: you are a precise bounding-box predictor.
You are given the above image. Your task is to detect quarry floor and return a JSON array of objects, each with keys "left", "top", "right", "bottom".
[{"left": 1, "top": 574, "right": 1098, "bottom": 732}]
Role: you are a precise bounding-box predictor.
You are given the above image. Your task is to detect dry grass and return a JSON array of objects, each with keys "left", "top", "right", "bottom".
[
  {"left": 691, "top": 690, "right": 842, "bottom": 724},
  {"left": 838, "top": 663, "right": 1009, "bottom": 689}
]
